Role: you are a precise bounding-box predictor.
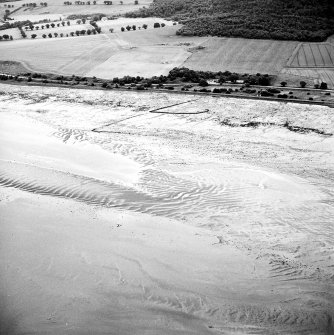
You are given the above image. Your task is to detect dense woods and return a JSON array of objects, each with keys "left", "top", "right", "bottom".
[{"left": 125, "top": 0, "right": 334, "bottom": 41}]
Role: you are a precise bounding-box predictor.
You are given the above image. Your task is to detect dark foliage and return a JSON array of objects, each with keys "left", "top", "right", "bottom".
[{"left": 125, "top": 0, "right": 334, "bottom": 41}]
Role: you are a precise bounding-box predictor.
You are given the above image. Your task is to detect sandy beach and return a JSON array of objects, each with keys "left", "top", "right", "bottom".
[{"left": 0, "top": 83, "right": 333, "bottom": 334}]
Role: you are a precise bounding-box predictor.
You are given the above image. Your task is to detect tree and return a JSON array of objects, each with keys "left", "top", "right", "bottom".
[
  {"left": 77, "top": 20, "right": 81, "bottom": 24},
  {"left": 51, "top": 23, "right": 55, "bottom": 28},
  {"left": 82, "top": 18, "right": 86, "bottom": 23},
  {"left": 300, "top": 81, "right": 306, "bottom": 88},
  {"left": 46, "top": 24, "right": 50, "bottom": 28},
  {"left": 126, "top": 25, "right": 131, "bottom": 31},
  {"left": 153, "top": 22, "right": 160, "bottom": 28},
  {"left": 48, "top": 33, "right": 52, "bottom": 38},
  {"left": 142, "top": 24, "right": 148, "bottom": 29},
  {"left": 199, "top": 79, "right": 209, "bottom": 87},
  {"left": 121, "top": 27, "right": 125, "bottom": 32},
  {"left": 320, "top": 82, "right": 328, "bottom": 90},
  {"left": 60, "top": 33, "right": 64, "bottom": 37},
  {"left": 67, "top": 21, "right": 70, "bottom": 26},
  {"left": 229, "top": 74, "right": 238, "bottom": 83},
  {"left": 61, "top": 21, "right": 65, "bottom": 26},
  {"left": 161, "top": 23, "right": 165, "bottom": 27},
  {"left": 87, "top": 29, "right": 91, "bottom": 34},
  {"left": 134, "top": 0, "right": 138, "bottom": 4},
  {"left": 31, "top": 34, "right": 37, "bottom": 38},
  {"left": 42, "top": 34, "right": 47, "bottom": 38},
  {"left": 70, "top": 32, "right": 74, "bottom": 36},
  {"left": 132, "top": 25, "right": 136, "bottom": 30},
  {"left": 93, "top": 0, "right": 96, "bottom": 4},
  {"left": 54, "top": 32, "right": 58, "bottom": 37},
  {"left": 80, "top": 29, "right": 86, "bottom": 35},
  {"left": 280, "top": 81, "right": 287, "bottom": 87},
  {"left": 109, "top": 28, "right": 114, "bottom": 33}
]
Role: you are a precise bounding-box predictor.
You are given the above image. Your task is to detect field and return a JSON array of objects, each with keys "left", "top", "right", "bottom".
[
  {"left": 0, "top": 24, "right": 304, "bottom": 79},
  {"left": 24, "top": 22, "right": 93, "bottom": 38},
  {"left": 86, "top": 45, "right": 190, "bottom": 78},
  {"left": 0, "top": 24, "right": 207, "bottom": 77},
  {"left": 0, "top": 26, "right": 20, "bottom": 38},
  {"left": 0, "top": 34, "right": 114, "bottom": 74},
  {"left": 1, "top": 11, "right": 334, "bottom": 88},
  {"left": 287, "top": 42, "right": 334, "bottom": 67},
  {"left": 183, "top": 37, "right": 298, "bottom": 74},
  {"left": 98, "top": 17, "right": 175, "bottom": 31},
  {"left": 278, "top": 39, "right": 334, "bottom": 88},
  {"left": 2, "top": 0, "right": 152, "bottom": 18},
  {"left": 280, "top": 67, "right": 334, "bottom": 89}
]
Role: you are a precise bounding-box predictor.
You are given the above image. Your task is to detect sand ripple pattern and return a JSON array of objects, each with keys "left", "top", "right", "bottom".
[{"left": 0, "top": 160, "right": 249, "bottom": 221}]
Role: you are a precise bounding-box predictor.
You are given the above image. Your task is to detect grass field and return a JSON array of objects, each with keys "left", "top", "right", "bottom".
[
  {"left": 287, "top": 42, "right": 334, "bottom": 68},
  {"left": 0, "top": 25, "right": 206, "bottom": 77},
  {"left": 0, "top": 27, "right": 21, "bottom": 38},
  {"left": 0, "top": 16, "right": 333, "bottom": 86},
  {"left": 280, "top": 67, "right": 334, "bottom": 89},
  {"left": 184, "top": 37, "right": 298, "bottom": 74},
  {"left": 98, "top": 17, "right": 174, "bottom": 32},
  {"left": 0, "top": 34, "right": 114, "bottom": 75},
  {"left": 5, "top": 0, "right": 152, "bottom": 18},
  {"left": 24, "top": 22, "right": 92, "bottom": 38},
  {"left": 87, "top": 45, "right": 189, "bottom": 78}
]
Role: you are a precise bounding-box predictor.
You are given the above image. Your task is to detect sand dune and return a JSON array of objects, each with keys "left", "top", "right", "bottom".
[{"left": 0, "top": 83, "right": 333, "bottom": 334}]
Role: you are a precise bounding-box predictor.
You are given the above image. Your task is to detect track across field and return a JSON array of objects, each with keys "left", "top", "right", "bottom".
[{"left": 287, "top": 43, "right": 334, "bottom": 68}]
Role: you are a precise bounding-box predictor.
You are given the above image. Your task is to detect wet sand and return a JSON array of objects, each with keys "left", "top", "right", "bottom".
[{"left": 0, "top": 83, "right": 333, "bottom": 334}]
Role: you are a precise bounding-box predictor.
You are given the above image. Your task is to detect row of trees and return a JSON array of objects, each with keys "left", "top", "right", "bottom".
[
  {"left": 30, "top": 28, "right": 101, "bottom": 38},
  {"left": 22, "top": 2, "right": 47, "bottom": 7},
  {"left": 64, "top": 0, "right": 108, "bottom": 4},
  {"left": 120, "top": 23, "right": 146, "bottom": 31},
  {"left": 167, "top": 68, "right": 272, "bottom": 86},
  {"left": 0, "top": 34, "right": 13, "bottom": 40},
  {"left": 119, "top": 22, "right": 165, "bottom": 31},
  {"left": 25, "top": 21, "right": 70, "bottom": 30},
  {"left": 104, "top": 0, "right": 138, "bottom": 4}
]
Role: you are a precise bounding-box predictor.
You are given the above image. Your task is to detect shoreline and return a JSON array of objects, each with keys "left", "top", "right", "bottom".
[{"left": 2, "top": 79, "right": 334, "bottom": 108}]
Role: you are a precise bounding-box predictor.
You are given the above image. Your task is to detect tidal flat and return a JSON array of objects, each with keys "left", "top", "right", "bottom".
[{"left": 0, "top": 83, "right": 333, "bottom": 335}]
